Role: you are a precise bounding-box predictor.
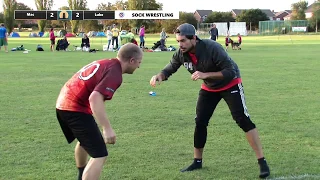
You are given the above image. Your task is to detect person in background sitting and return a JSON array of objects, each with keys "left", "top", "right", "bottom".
[
  {"left": 131, "top": 39, "right": 138, "bottom": 46},
  {"left": 237, "top": 33, "right": 242, "bottom": 50},
  {"left": 127, "top": 30, "right": 138, "bottom": 46},
  {"left": 61, "top": 36, "right": 70, "bottom": 51},
  {"left": 139, "top": 25, "right": 145, "bottom": 48},
  {"left": 81, "top": 34, "right": 90, "bottom": 50},
  {"left": 127, "top": 30, "right": 134, "bottom": 40}
]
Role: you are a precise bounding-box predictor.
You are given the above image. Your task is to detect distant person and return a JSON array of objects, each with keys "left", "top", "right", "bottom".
[
  {"left": 55, "top": 43, "right": 143, "bottom": 180},
  {"left": 63, "top": 36, "right": 70, "bottom": 50},
  {"left": 139, "top": 25, "right": 145, "bottom": 48},
  {"left": 106, "top": 27, "right": 112, "bottom": 50},
  {"left": 237, "top": 33, "right": 242, "bottom": 50},
  {"left": 127, "top": 30, "right": 138, "bottom": 46},
  {"left": 0, "top": 23, "right": 8, "bottom": 53},
  {"left": 127, "top": 30, "right": 135, "bottom": 39},
  {"left": 225, "top": 34, "right": 230, "bottom": 51},
  {"left": 81, "top": 34, "right": 90, "bottom": 50},
  {"left": 160, "top": 28, "right": 167, "bottom": 50},
  {"left": 209, "top": 24, "right": 218, "bottom": 41},
  {"left": 111, "top": 24, "right": 120, "bottom": 49},
  {"left": 49, "top": 28, "right": 56, "bottom": 51}
]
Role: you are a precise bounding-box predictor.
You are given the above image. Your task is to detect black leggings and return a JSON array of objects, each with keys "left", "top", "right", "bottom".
[{"left": 194, "top": 83, "right": 256, "bottom": 148}]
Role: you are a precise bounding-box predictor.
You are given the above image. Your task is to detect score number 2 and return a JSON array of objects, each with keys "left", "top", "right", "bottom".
[{"left": 48, "top": 11, "right": 81, "bottom": 19}]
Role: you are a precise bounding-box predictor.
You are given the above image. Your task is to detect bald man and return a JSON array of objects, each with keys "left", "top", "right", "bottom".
[{"left": 55, "top": 43, "right": 143, "bottom": 180}]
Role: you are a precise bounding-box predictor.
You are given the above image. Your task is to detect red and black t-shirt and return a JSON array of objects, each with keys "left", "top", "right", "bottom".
[{"left": 56, "top": 59, "right": 123, "bottom": 114}]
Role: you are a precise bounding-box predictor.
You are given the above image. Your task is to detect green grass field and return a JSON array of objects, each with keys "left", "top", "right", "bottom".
[{"left": 1, "top": 34, "right": 320, "bottom": 180}]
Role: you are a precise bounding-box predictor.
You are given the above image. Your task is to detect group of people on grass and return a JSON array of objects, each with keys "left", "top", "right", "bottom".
[
  {"left": 209, "top": 23, "right": 243, "bottom": 51},
  {"left": 1, "top": 23, "right": 241, "bottom": 53},
  {"left": 104, "top": 24, "right": 149, "bottom": 50}
]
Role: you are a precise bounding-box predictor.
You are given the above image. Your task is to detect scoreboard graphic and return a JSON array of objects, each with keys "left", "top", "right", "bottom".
[{"left": 14, "top": 10, "right": 180, "bottom": 20}]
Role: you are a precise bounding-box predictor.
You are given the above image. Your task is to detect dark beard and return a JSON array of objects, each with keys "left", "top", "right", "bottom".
[{"left": 184, "top": 44, "right": 196, "bottom": 53}]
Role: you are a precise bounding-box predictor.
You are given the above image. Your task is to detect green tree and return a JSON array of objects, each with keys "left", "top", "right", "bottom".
[
  {"left": 16, "top": 3, "right": 32, "bottom": 10},
  {"left": 0, "top": 12, "right": 4, "bottom": 23},
  {"left": 96, "top": 2, "right": 118, "bottom": 30},
  {"left": 311, "top": 0, "right": 320, "bottom": 32},
  {"left": 236, "top": 9, "right": 269, "bottom": 30},
  {"left": 15, "top": 3, "right": 32, "bottom": 29},
  {"left": 179, "top": 12, "right": 198, "bottom": 29},
  {"left": 68, "top": 0, "right": 87, "bottom": 33},
  {"left": 3, "top": 0, "right": 17, "bottom": 34},
  {"left": 81, "top": 20, "right": 101, "bottom": 32},
  {"left": 114, "top": 0, "right": 129, "bottom": 10},
  {"left": 35, "top": 0, "right": 53, "bottom": 32},
  {"left": 291, "top": 0, "right": 308, "bottom": 20},
  {"left": 162, "top": 12, "right": 198, "bottom": 34},
  {"left": 204, "top": 11, "right": 235, "bottom": 23},
  {"left": 162, "top": 19, "right": 179, "bottom": 33}
]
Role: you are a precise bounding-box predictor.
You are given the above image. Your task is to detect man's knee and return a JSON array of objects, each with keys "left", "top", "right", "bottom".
[
  {"left": 194, "top": 124, "right": 208, "bottom": 148},
  {"left": 194, "top": 115, "right": 210, "bottom": 148},
  {"left": 232, "top": 113, "right": 256, "bottom": 132},
  {"left": 195, "top": 116, "right": 210, "bottom": 127}
]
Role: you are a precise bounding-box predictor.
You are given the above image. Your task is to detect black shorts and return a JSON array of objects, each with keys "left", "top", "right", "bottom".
[
  {"left": 225, "top": 43, "right": 229, "bottom": 47},
  {"left": 50, "top": 39, "right": 55, "bottom": 45},
  {"left": 195, "top": 83, "right": 255, "bottom": 132},
  {"left": 56, "top": 109, "right": 108, "bottom": 158}
]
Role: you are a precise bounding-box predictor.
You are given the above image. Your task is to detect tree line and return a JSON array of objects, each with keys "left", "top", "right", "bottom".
[{"left": 1, "top": 0, "right": 319, "bottom": 34}]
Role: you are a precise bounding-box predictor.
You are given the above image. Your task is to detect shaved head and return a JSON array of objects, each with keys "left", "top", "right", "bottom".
[
  {"left": 117, "top": 43, "right": 143, "bottom": 74},
  {"left": 117, "top": 43, "right": 143, "bottom": 62}
]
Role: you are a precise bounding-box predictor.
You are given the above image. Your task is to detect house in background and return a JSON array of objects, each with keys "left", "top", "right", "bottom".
[
  {"left": 283, "top": 13, "right": 292, "bottom": 21},
  {"left": 282, "top": 2, "right": 317, "bottom": 21},
  {"left": 274, "top": 10, "right": 292, "bottom": 20},
  {"left": 194, "top": 10, "right": 213, "bottom": 23},
  {"left": 305, "top": 3, "right": 316, "bottom": 19},
  {"left": 231, "top": 9, "right": 275, "bottom": 20}
]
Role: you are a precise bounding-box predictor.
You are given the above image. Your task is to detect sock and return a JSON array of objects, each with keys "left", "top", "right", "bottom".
[
  {"left": 194, "top": 158, "right": 202, "bottom": 164},
  {"left": 258, "top": 157, "right": 267, "bottom": 164},
  {"left": 78, "top": 166, "right": 85, "bottom": 180},
  {"left": 180, "top": 158, "right": 202, "bottom": 172}
]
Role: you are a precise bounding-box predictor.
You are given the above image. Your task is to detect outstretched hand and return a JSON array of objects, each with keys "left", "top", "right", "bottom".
[{"left": 150, "top": 74, "right": 163, "bottom": 87}]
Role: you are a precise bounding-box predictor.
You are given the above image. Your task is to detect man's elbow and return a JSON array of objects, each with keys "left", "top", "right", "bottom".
[
  {"left": 221, "top": 69, "right": 236, "bottom": 80},
  {"left": 89, "top": 91, "right": 104, "bottom": 104}
]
